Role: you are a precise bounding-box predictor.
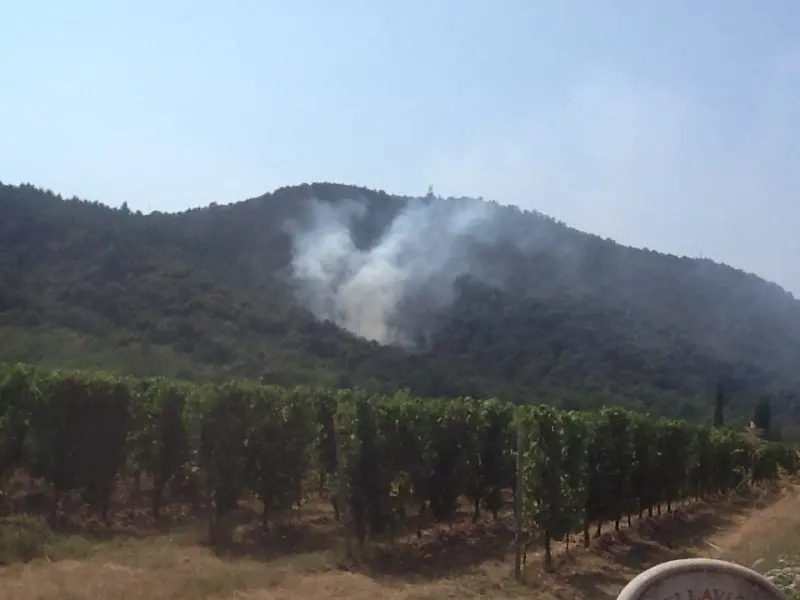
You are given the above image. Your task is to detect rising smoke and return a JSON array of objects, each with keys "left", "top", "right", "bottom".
[{"left": 285, "top": 194, "right": 508, "bottom": 348}]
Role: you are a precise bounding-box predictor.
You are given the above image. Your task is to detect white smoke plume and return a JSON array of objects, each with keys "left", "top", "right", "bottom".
[{"left": 285, "top": 194, "right": 502, "bottom": 347}]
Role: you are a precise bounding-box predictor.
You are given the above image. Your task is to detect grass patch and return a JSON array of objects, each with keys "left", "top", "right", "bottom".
[
  {"left": 0, "top": 486, "right": 796, "bottom": 600},
  {"left": 0, "top": 515, "right": 93, "bottom": 565}
]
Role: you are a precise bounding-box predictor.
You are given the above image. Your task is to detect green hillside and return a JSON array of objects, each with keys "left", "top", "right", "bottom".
[{"left": 2, "top": 181, "right": 799, "bottom": 427}]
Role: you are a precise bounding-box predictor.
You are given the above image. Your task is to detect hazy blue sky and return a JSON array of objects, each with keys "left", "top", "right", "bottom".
[{"left": 2, "top": 1, "right": 799, "bottom": 293}]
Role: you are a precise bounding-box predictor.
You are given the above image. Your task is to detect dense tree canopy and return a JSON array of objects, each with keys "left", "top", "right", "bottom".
[{"left": 2, "top": 181, "right": 800, "bottom": 428}]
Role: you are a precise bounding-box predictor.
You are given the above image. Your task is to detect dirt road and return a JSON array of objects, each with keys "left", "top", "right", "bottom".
[{"left": 1, "top": 486, "right": 798, "bottom": 600}]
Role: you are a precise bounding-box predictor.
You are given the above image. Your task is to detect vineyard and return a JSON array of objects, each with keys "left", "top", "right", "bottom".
[{"left": 0, "top": 363, "right": 796, "bottom": 572}]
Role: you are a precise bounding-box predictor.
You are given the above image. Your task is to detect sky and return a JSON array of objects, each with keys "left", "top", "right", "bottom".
[{"left": 2, "top": 1, "right": 800, "bottom": 294}]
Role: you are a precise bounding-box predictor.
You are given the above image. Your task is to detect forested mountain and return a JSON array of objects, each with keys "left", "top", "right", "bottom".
[{"left": 2, "top": 181, "right": 800, "bottom": 427}]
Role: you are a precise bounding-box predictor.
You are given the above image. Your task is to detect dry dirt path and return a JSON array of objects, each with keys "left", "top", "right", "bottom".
[
  {"left": 706, "top": 483, "right": 800, "bottom": 567},
  {"left": 2, "top": 486, "right": 799, "bottom": 600}
]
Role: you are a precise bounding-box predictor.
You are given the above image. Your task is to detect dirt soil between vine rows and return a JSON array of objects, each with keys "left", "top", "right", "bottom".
[{"left": 2, "top": 483, "right": 800, "bottom": 600}]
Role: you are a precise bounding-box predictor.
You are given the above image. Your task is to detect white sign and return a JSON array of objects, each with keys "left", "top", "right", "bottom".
[{"left": 617, "top": 559, "right": 787, "bottom": 600}]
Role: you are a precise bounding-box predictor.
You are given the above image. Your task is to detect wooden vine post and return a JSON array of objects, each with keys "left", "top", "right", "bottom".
[
  {"left": 333, "top": 410, "right": 353, "bottom": 560},
  {"left": 514, "top": 414, "right": 525, "bottom": 581}
]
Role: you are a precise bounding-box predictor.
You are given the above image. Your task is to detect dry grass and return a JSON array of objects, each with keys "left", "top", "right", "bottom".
[
  {"left": 702, "top": 482, "right": 800, "bottom": 571},
  {"left": 1, "top": 481, "right": 797, "bottom": 600},
  {"left": 0, "top": 528, "right": 525, "bottom": 600}
]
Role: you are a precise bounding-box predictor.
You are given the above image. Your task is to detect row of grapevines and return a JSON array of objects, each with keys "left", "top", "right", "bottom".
[
  {"left": 331, "top": 391, "right": 518, "bottom": 545},
  {"left": 517, "top": 405, "right": 796, "bottom": 568},
  {"left": 0, "top": 365, "right": 319, "bottom": 529},
  {"left": 0, "top": 362, "right": 793, "bottom": 559}
]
